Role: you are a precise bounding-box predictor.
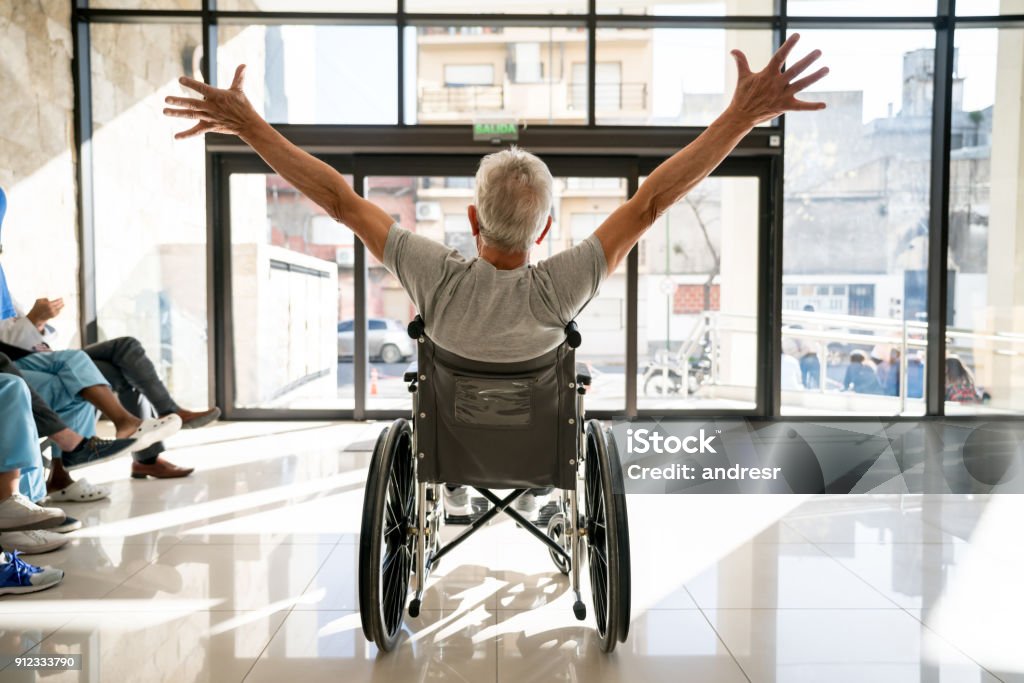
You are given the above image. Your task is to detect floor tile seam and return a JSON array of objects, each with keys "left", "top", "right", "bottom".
[
  {"left": 899, "top": 606, "right": 1009, "bottom": 683},
  {"left": 0, "top": 616, "right": 75, "bottom": 673},
  {"left": 241, "top": 602, "right": 297, "bottom": 683},
  {"left": 799, "top": 537, "right": 911, "bottom": 611},
  {"left": 684, "top": 584, "right": 754, "bottom": 683}
]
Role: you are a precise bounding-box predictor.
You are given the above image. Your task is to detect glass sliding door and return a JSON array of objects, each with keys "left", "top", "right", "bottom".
[
  {"left": 227, "top": 173, "right": 356, "bottom": 411},
  {"left": 637, "top": 175, "right": 762, "bottom": 411}
]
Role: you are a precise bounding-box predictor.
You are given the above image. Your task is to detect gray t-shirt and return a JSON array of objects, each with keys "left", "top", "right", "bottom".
[{"left": 383, "top": 224, "right": 607, "bottom": 362}]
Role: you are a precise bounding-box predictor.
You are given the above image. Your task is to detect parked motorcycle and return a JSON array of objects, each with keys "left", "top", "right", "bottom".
[{"left": 642, "top": 339, "right": 713, "bottom": 397}]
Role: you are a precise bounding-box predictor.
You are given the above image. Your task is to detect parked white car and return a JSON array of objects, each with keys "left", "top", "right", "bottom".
[{"left": 337, "top": 318, "right": 415, "bottom": 363}]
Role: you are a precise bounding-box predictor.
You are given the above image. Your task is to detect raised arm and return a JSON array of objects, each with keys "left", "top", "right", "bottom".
[
  {"left": 163, "top": 65, "right": 394, "bottom": 260},
  {"left": 593, "top": 33, "right": 828, "bottom": 274}
]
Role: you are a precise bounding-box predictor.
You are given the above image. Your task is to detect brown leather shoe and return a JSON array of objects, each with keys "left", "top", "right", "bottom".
[{"left": 131, "top": 457, "right": 194, "bottom": 479}]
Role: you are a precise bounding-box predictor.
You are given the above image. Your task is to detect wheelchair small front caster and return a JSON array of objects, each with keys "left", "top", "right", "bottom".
[
  {"left": 573, "top": 600, "right": 586, "bottom": 621},
  {"left": 409, "top": 598, "right": 421, "bottom": 618}
]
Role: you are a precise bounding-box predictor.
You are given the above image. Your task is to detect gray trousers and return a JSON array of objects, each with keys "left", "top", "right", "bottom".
[
  {"left": 84, "top": 337, "right": 180, "bottom": 465},
  {"left": 0, "top": 351, "right": 67, "bottom": 438}
]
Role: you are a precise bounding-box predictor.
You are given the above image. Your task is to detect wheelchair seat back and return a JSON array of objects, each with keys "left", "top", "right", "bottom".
[{"left": 413, "top": 335, "right": 579, "bottom": 490}]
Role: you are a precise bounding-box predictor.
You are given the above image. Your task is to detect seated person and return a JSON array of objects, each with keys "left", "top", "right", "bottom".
[
  {"left": 842, "top": 349, "right": 884, "bottom": 395},
  {"left": 945, "top": 355, "right": 980, "bottom": 403},
  {"left": 0, "top": 187, "right": 219, "bottom": 479},
  {"left": 0, "top": 351, "right": 135, "bottom": 501},
  {"left": 0, "top": 373, "right": 74, "bottom": 573},
  {"left": 164, "top": 37, "right": 827, "bottom": 516},
  {"left": 0, "top": 340, "right": 185, "bottom": 478}
]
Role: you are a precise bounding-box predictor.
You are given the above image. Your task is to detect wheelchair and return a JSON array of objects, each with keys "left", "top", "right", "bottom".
[{"left": 358, "top": 316, "right": 631, "bottom": 653}]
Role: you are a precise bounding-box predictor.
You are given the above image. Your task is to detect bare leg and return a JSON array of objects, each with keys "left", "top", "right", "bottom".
[
  {"left": 0, "top": 470, "right": 20, "bottom": 499},
  {"left": 79, "top": 385, "right": 142, "bottom": 437},
  {"left": 46, "top": 459, "right": 74, "bottom": 492},
  {"left": 48, "top": 429, "right": 84, "bottom": 453}
]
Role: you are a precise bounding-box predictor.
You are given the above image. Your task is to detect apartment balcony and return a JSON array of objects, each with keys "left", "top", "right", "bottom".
[
  {"left": 569, "top": 81, "right": 648, "bottom": 112},
  {"left": 419, "top": 85, "right": 504, "bottom": 114}
]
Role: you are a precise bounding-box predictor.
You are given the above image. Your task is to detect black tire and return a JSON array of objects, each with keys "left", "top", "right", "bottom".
[
  {"left": 603, "top": 425, "right": 632, "bottom": 644},
  {"left": 380, "top": 343, "right": 402, "bottom": 364},
  {"left": 583, "top": 419, "right": 631, "bottom": 652},
  {"left": 358, "top": 419, "right": 416, "bottom": 652},
  {"left": 644, "top": 371, "right": 681, "bottom": 396}
]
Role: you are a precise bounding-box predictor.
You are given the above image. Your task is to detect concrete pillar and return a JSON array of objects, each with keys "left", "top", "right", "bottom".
[
  {"left": 718, "top": 14, "right": 769, "bottom": 397},
  {"left": 985, "top": 27, "right": 1024, "bottom": 410}
]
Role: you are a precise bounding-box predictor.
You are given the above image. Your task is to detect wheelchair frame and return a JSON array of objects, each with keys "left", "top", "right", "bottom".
[{"left": 358, "top": 318, "right": 631, "bottom": 653}]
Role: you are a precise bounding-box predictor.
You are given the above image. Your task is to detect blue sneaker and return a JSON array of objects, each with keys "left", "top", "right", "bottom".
[
  {"left": 0, "top": 550, "right": 64, "bottom": 595},
  {"left": 62, "top": 436, "right": 136, "bottom": 470}
]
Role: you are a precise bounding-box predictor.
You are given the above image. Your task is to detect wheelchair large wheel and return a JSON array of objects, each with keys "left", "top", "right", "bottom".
[
  {"left": 583, "top": 419, "right": 632, "bottom": 652},
  {"left": 358, "top": 419, "right": 417, "bottom": 652}
]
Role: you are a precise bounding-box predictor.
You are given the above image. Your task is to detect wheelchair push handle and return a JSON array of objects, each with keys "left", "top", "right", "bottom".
[
  {"left": 407, "top": 315, "right": 426, "bottom": 340},
  {"left": 565, "top": 320, "right": 582, "bottom": 349}
]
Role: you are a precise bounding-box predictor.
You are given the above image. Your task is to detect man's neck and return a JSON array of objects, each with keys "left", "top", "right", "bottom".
[{"left": 478, "top": 241, "right": 529, "bottom": 270}]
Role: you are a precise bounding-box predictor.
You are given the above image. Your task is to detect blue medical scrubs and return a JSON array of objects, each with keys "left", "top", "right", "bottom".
[
  {"left": 14, "top": 350, "right": 109, "bottom": 459},
  {"left": 0, "top": 374, "right": 45, "bottom": 501}
]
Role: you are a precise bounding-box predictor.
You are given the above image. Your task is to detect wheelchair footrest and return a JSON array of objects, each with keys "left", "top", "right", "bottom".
[{"left": 535, "top": 501, "right": 561, "bottom": 527}]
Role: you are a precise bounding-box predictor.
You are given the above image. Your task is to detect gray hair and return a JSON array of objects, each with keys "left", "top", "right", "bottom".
[{"left": 474, "top": 146, "right": 553, "bottom": 252}]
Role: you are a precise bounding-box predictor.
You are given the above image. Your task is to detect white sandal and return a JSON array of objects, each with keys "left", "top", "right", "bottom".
[{"left": 44, "top": 478, "right": 111, "bottom": 503}]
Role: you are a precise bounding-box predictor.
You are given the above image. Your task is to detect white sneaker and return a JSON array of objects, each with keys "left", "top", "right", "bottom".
[
  {"left": 513, "top": 490, "right": 549, "bottom": 521},
  {"left": 128, "top": 414, "right": 183, "bottom": 453},
  {"left": 0, "top": 494, "right": 66, "bottom": 531},
  {"left": 0, "top": 529, "right": 69, "bottom": 554},
  {"left": 442, "top": 486, "right": 474, "bottom": 517},
  {"left": 0, "top": 551, "right": 64, "bottom": 595}
]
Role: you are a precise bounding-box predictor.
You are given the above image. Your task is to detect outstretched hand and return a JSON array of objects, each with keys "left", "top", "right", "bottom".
[
  {"left": 728, "top": 33, "right": 828, "bottom": 126},
  {"left": 163, "top": 65, "right": 260, "bottom": 139}
]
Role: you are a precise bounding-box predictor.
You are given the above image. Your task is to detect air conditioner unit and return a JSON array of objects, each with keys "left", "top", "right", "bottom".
[{"left": 415, "top": 202, "right": 442, "bottom": 221}]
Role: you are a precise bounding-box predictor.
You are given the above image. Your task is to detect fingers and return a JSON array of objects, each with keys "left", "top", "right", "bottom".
[
  {"left": 178, "top": 76, "right": 215, "bottom": 97},
  {"left": 783, "top": 49, "right": 822, "bottom": 82},
  {"left": 731, "top": 49, "right": 752, "bottom": 78},
  {"left": 164, "top": 96, "right": 208, "bottom": 111},
  {"left": 230, "top": 64, "right": 246, "bottom": 90},
  {"left": 787, "top": 66, "right": 830, "bottom": 94},
  {"left": 770, "top": 32, "right": 800, "bottom": 70},
  {"left": 174, "top": 122, "right": 213, "bottom": 140},
  {"left": 163, "top": 107, "right": 216, "bottom": 121},
  {"left": 790, "top": 98, "right": 827, "bottom": 111}
]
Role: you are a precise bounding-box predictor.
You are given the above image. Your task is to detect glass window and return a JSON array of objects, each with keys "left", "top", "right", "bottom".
[
  {"left": 957, "top": 0, "right": 1024, "bottom": 14},
  {"left": 597, "top": 0, "right": 773, "bottom": 14},
  {"left": 218, "top": 24, "right": 397, "bottom": 124},
  {"left": 406, "top": 0, "right": 587, "bottom": 11},
  {"left": 365, "top": 175, "right": 627, "bottom": 411},
  {"left": 594, "top": 28, "right": 774, "bottom": 126},
  {"left": 406, "top": 25, "right": 587, "bottom": 125},
  {"left": 781, "top": 29, "right": 935, "bottom": 416},
  {"left": 638, "top": 177, "right": 760, "bottom": 411},
  {"left": 91, "top": 23, "right": 209, "bottom": 409},
  {"left": 787, "top": 0, "right": 936, "bottom": 15},
  {"left": 217, "top": 0, "right": 394, "bottom": 10},
  {"left": 945, "top": 28, "right": 1024, "bottom": 414},
  {"left": 90, "top": 0, "right": 199, "bottom": 7},
  {"left": 228, "top": 174, "right": 355, "bottom": 411}
]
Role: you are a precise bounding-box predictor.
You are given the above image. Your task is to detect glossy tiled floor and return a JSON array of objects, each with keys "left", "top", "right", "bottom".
[{"left": 0, "top": 422, "right": 1020, "bottom": 682}]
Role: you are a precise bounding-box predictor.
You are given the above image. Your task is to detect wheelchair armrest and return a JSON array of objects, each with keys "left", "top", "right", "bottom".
[
  {"left": 403, "top": 371, "right": 418, "bottom": 383},
  {"left": 576, "top": 371, "right": 592, "bottom": 386}
]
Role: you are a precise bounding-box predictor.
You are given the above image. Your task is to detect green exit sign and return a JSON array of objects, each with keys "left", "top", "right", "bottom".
[{"left": 473, "top": 120, "right": 519, "bottom": 142}]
